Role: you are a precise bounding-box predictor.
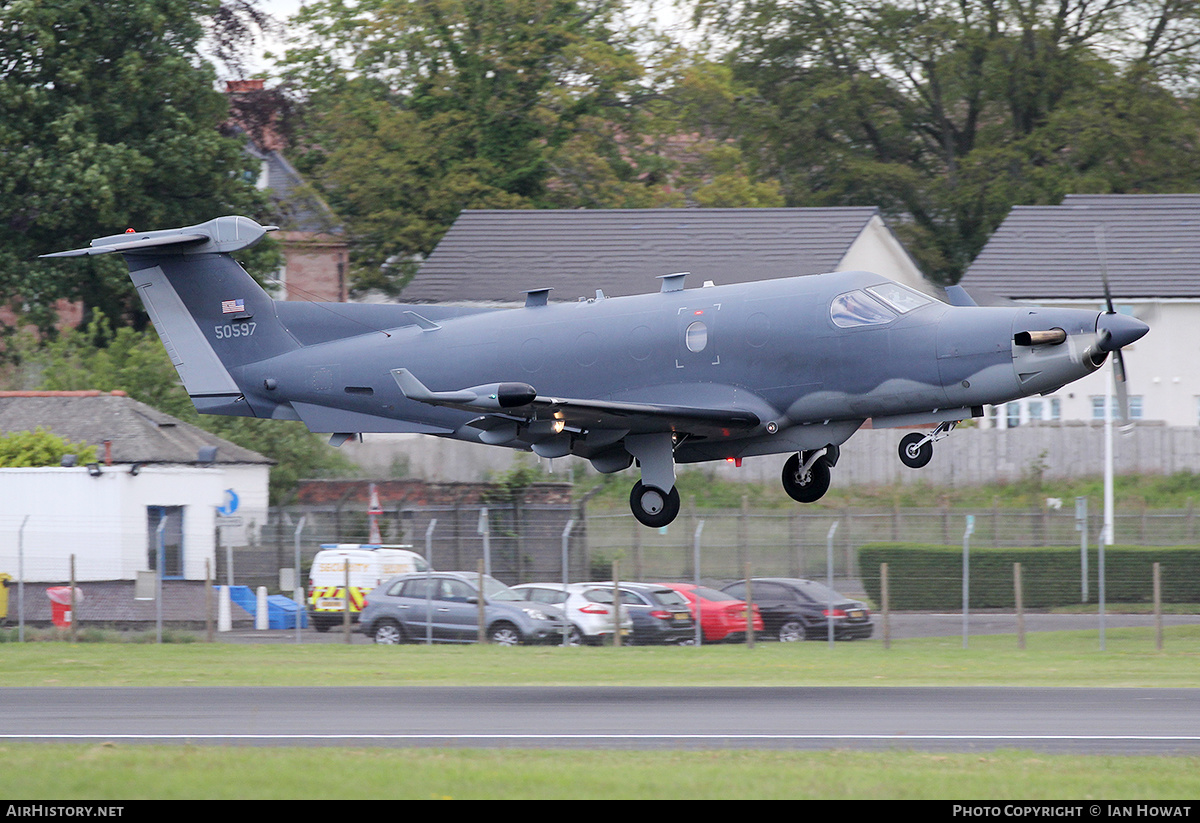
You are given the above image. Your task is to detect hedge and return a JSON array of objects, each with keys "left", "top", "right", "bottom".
[{"left": 858, "top": 543, "right": 1200, "bottom": 610}]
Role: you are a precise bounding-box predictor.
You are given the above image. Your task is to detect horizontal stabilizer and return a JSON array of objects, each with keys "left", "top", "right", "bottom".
[{"left": 41, "top": 216, "right": 277, "bottom": 259}]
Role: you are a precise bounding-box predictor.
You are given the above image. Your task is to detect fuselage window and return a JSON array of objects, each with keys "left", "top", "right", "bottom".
[
  {"left": 865, "top": 283, "right": 932, "bottom": 314},
  {"left": 830, "top": 290, "right": 896, "bottom": 328},
  {"left": 685, "top": 320, "right": 708, "bottom": 352}
]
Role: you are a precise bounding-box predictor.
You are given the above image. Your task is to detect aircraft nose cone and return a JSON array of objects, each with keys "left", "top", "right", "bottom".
[{"left": 1096, "top": 312, "right": 1149, "bottom": 351}]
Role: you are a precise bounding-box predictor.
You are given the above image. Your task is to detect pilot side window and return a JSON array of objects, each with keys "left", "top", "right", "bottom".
[{"left": 830, "top": 290, "right": 896, "bottom": 328}]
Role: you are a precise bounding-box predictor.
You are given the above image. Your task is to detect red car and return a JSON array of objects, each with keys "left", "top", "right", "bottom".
[{"left": 654, "top": 582, "right": 764, "bottom": 643}]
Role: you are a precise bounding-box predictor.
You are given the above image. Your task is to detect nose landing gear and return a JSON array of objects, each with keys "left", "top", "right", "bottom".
[{"left": 898, "top": 421, "right": 957, "bottom": 469}]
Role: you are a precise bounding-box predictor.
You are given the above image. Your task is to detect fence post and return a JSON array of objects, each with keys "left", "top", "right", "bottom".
[
  {"left": 692, "top": 520, "right": 705, "bottom": 646},
  {"left": 343, "top": 558, "right": 352, "bottom": 643},
  {"left": 962, "top": 515, "right": 974, "bottom": 650},
  {"left": 612, "top": 558, "right": 622, "bottom": 648},
  {"left": 426, "top": 519, "right": 438, "bottom": 645},
  {"left": 477, "top": 559, "right": 486, "bottom": 643},
  {"left": 1014, "top": 562, "right": 1025, "bottom": 650},
  {"left": 293, "top": 516, "right": 306, "bottom": 644},
  {"left": 206, "top": 559, "right": 214, "bottom": 642},
  {"left": 69, "top": 554, "right": 77, "bottom": 643},
  {"left": 744, "top": 562, "right": 754, "bottom": 649},
  {"left": 1154, "top": 562, "right": 1163, "bottom": 652},
  {"left": 826, "top": 521, "right": 839, "bottom": 647},
  {"left": 880, "top": 562, "right": 890, "bottom": 650},
  {"left": 561, "top": 518, "right": 575, "bottom": 647}
]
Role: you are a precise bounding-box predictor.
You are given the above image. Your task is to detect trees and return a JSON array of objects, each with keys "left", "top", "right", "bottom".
[
  {"left": 690, "top": 0, "right": 1200, "bottom": 282},
  {"left": 0, "top": 427, "right": 96, "bottom": 467},
  {"left": 0, "top": 0, "right": 271, "bottom": 332},
  {"left": 281, "top": 0, "right": 712, "bottom": 294}
]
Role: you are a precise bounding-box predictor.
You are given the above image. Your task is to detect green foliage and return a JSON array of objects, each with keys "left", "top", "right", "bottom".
[
  {"left": 0, "top": 0, "right": 271, "bottom": 330},
  {"left": 32, "top": 314, "right": 353, "bottom": 502},
  {"left": 280, "top": 1, "right": 786, "bottom": 294},
  {"left": 859, "top": 543, "right": 1200, "bottom": 609},
  {"left": 0, "top": 425, "right": 96, "bottom": 467},
  {"left": 691, "top": 0, "right": 1200, "bottom": 282}
]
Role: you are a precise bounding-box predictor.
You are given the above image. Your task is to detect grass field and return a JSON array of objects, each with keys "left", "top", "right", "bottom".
[
  {"left": 3, "top": 744, "right": 1199, "bottom": 800},
  {"left": 1, "top": 625, "right": 1199, "bottom": 688},
  {"left": 4, "top": 627, "right": 1199, "bottom": 799}
]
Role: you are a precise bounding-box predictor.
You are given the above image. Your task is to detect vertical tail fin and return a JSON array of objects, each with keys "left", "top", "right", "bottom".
[{"left": 43, "top": 216, "right": 300, "bottom": 418}]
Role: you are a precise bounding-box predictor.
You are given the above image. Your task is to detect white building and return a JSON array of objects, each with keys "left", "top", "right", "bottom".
[
  {"left": 961, "top": 194, "right": 1198, "bottom": 428},
  {"left": 0, "top": 391, "right": 271, "bottom": 582}
]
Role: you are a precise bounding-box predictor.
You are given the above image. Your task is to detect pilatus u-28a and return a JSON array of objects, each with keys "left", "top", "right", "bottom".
[{"left": 46, "top": 216, "right": 1148, "bottom": 527}]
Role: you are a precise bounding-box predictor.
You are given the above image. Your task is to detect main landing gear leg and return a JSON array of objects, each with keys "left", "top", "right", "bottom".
[
  {"left": 781, "top": 448, "right": 833, "bottom": 503},
  {"left": 898, "top": 421, "right": 958, "bottom": 469},
  {"left": 625, "top": 433, "right": 680, "bottom": 528}
]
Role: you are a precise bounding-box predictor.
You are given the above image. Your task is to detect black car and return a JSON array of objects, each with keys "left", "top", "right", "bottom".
[
  {"left": 720, "top": 578, "right": 873, "bottom": 642},
  {"left": 611, "top": 582, "right": 697, "bottom": 645}
]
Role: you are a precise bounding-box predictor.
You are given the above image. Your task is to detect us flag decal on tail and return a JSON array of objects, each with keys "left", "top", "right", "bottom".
[{"left": 221, "top": 298, "right": 245, "bottom": 314}]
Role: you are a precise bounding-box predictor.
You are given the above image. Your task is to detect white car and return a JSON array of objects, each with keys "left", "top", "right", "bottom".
[{"left": 511, "top": 582, "right": 635, "bottom": 645}]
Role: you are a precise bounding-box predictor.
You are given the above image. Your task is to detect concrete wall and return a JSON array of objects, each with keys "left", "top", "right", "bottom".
[{"left": 341, "top": 424, "right": 1200, "bottom": 489}]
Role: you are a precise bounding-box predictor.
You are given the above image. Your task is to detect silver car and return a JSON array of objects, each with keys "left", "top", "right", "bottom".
[
  {"left": 360, "top": 572, "right": 567, "bottom": 645},
  {"left": 511, "top": 582, "right": 635, "bottom": 645}
]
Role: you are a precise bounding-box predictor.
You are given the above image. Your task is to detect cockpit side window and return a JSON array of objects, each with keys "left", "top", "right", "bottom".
[
  {"left": 865, "top": 283, "right": 932, "bottom": 314},
  {"left": 831, "top": 290, "right": 896, "bottom": 328}
]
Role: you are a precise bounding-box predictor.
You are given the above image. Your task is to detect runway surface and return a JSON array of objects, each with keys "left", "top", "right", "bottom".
[{"left": 3, "top": 686, "right": 1198, "bottom": 753}]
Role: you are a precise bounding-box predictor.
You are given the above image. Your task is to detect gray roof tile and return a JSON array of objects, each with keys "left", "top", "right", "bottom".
[
  {"left": 405, "top": 207, "right": 882, "bottom": 302},
  {"left": 0, "top": 393, "right": 272, "bottom": 465},
  {"left": 963, "top": 194, "right": 1200, "bottom": 299}
]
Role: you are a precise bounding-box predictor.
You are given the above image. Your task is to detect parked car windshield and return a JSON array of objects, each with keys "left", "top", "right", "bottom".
[
  {"left": 649, "top": 589, "right": 690, "bottom": 607},
  {"left": 480, "top": 577, "right": 523, "bottom": 601}
]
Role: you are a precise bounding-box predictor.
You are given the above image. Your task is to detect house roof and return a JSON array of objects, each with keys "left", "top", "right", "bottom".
[
  {"left": 244, "top": 138, "right": 344, "bottom": 236},
  {"left": 0, "top": 391, "right": 272, "bottom": 465},
  {"left": 963, "top": 194, "right": 1200, "bottom": 299},
  {"left": 404, "top": 207, "right": 887, "bottom": 303}
]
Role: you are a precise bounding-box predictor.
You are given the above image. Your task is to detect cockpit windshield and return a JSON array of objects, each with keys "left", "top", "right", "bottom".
[
  {"left": 865, "top": 283, "right": 932, "bottom": 314},
  {"left": 830, "top": 290, "right": 895, "bottom": 328}
]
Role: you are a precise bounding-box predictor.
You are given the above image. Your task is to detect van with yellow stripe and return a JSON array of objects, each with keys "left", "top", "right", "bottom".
[{"left": 307, "top": 544, "right": 431, "bottom": 632}]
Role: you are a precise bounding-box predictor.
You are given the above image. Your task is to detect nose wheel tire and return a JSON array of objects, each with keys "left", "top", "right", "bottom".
[
  {"left": 630, "top": 481, "right": 681, "bottom": 528},
  {"left": 781, "top": 453, "right": 831, "bottom": 503},
  {"left": 899, "top": 432, "right": 933, "bottom": 469}
]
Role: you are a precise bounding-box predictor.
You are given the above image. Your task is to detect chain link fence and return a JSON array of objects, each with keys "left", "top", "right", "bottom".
[{"left": 4, "top": 502, "right": 1199, "bottom": 630}]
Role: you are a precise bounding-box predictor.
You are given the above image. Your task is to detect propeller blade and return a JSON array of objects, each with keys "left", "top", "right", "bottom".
[
  {"left": 1113, "top": 348, "right": 1131, "bottom": 426},
  {"left": 1094, "top": 226, "right": 1115, "bottom": 315}
]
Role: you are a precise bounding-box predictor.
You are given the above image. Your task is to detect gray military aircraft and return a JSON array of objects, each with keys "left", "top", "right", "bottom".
[{"left": 45, "top": 215, "right": 1149, "bottom": 527}]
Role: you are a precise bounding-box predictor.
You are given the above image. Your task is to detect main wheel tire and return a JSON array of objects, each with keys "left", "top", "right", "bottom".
[
  {"left": 630, "top": 481, "right": 681, "bottom": 528},
  {"left": 899, "top": 432, "right": 933, "bottom": 469},
  {"left": 488, "top": 622, "right": 522, "bottom": 646},
  {"left": 372, "top": 619, "right": 405, "bottom": 645},
  {"left": 778, "top": 619, "right": 807, "bottom": 642},
  {"left": 781, "top": 453, "right": 831, "bottom": 503},
  {"left": 312, "top": 617, "right": 332, "bottom": 633}
]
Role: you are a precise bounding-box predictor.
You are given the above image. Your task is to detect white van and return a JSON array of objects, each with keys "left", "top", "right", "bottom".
[{"left": 307, "top": 544, "right": 431, "bottom": 631}]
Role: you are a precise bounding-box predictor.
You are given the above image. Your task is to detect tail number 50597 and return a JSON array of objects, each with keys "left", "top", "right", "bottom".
[{"left": 215, "top": 322, "right": 256, "bottom": 339}]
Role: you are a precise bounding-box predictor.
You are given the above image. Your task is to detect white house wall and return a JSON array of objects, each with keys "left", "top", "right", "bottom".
[
  {"left": 839, "top": 216, "right": 931, "bottom": 294},
  {"left": 0, "top": 466, "right": 266, "bottom": 583}
]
